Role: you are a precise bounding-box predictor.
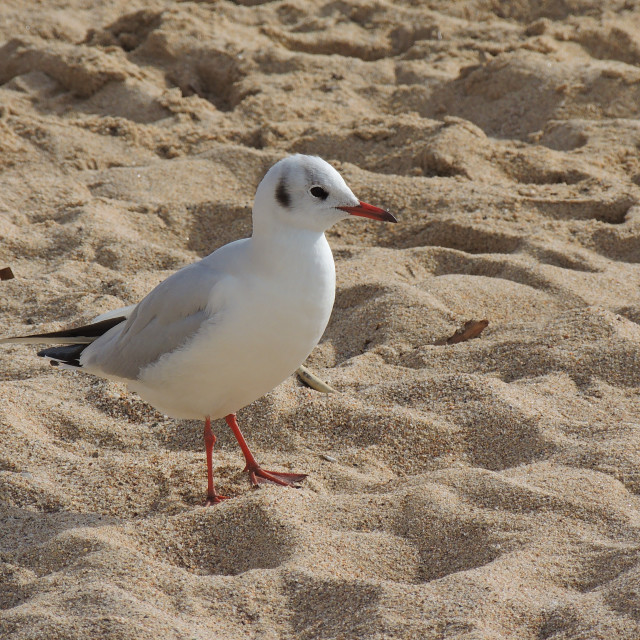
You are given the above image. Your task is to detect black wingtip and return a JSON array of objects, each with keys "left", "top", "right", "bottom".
[
  {"left": 32, "top": 316, "right": 127, "bottom": 341},
  {"left": 38, "top": 344, "right": 86, "bottom": 368}
]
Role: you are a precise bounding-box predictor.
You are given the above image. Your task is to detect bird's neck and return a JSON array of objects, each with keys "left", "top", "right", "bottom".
[
  {"left": 252, "top": 222, "right": 326, "bottom": 253},
  {"left": 250, "top": 225, "right": 334, "bottom": 276}
]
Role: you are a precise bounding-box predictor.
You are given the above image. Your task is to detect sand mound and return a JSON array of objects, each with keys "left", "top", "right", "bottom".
[{"left": 2, "top": 1, "right": 640, "bottom": 638}]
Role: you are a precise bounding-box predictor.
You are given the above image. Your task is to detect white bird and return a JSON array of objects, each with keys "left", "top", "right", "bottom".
[{"left": 1, "top": 154, "right": 396, "bottom": 505}]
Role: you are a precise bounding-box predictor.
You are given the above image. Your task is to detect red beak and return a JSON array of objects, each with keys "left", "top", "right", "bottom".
[{"left": 338, "top": 201, "right": 397, "bottom": 223}]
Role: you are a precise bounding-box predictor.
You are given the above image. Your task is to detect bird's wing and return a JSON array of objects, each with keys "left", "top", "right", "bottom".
[
  {"left": 2, "top": 239, "right": 248, "bottom": 380},
  {"left": 80, "top": 258, "right": 231, "bottom": 381},
  {"left": 0, "top": 305, "right": 137, "bottom": 347},
  {"left": 0, "top": 316, "right": 128, "bottom": 345}
]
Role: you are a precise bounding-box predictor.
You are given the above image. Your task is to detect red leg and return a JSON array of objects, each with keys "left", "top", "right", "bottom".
[
  {"left": 203, "top": 416, "right": 229, "bottom": 506},
  {"left": 224, "top": 413, "right": 307, "bottom": 488}
]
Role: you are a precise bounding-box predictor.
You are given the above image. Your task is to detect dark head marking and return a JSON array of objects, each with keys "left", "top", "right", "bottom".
[{"left": 275, "top": 176, "right": 291, "bottom": 209}]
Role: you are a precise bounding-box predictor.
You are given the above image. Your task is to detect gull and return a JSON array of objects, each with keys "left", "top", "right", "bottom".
[{"left": 1, "top": 154, "right": 396, "bottom": 505}]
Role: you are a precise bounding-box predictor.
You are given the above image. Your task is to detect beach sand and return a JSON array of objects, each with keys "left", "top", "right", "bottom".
[{"left": 2, "top": 1, "right": 640, "bottom": 638}]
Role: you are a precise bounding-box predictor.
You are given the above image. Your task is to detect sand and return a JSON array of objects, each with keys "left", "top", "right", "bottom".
[{"left": 2, "top": 0, "right": 640, "bottom": 638}]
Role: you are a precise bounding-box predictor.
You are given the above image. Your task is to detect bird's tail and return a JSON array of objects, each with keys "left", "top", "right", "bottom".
[{"left": 0, "top": 316, "right": 127, "bottom": 368}]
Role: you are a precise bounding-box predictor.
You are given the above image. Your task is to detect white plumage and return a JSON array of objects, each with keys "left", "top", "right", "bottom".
[{"left": 1, "top": 154, "right": 396, "bottom": 503}]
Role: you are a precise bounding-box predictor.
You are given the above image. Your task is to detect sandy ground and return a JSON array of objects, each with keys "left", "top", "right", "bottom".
[{"left": 2, "top": 0, "right": 640, "bottom": 638}]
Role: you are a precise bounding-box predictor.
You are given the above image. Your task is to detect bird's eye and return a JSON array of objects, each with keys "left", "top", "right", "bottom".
[{"left": 309, "top": 186, "right": 329, "bottom": 200}]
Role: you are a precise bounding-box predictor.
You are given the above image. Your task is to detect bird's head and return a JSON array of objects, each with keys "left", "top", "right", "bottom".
[{"left": 253, "top": 154, "right": 396, "bottom": 234}]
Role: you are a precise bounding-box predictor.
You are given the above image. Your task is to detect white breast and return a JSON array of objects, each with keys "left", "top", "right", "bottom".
[{"left": 132, "top": 233, "right": 336, "bottom": 420}]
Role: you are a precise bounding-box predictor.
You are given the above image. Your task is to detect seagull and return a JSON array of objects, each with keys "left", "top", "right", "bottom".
[{"left": 1, "top": 154, "right": 396, "bottom": 506}]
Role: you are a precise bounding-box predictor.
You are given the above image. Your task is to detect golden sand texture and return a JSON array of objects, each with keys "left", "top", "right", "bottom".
[{"left": 2, "top": 1, "right": 640, "bottom": 638}]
